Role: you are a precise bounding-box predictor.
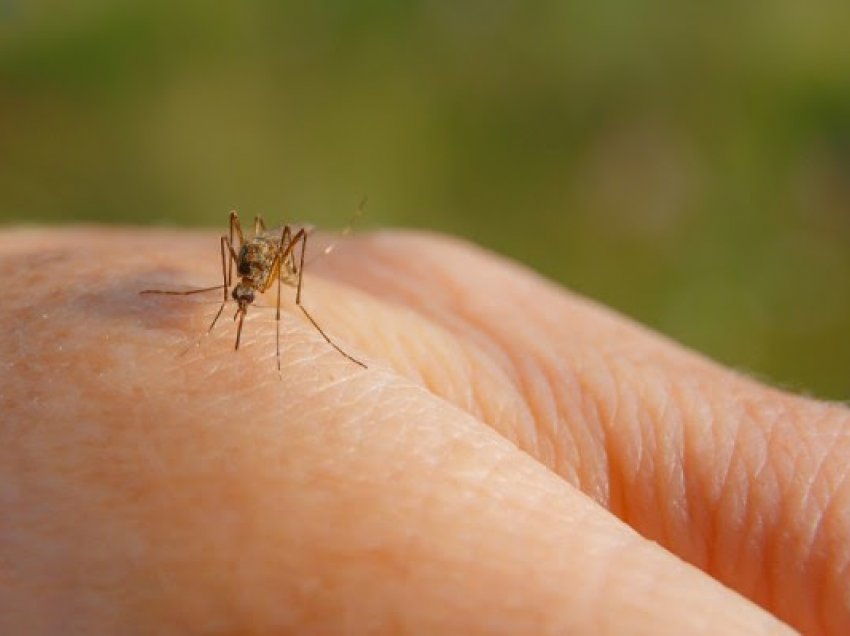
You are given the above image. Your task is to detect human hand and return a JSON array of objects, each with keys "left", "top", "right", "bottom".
[{"left": 1, "top": 227, "right": 847, "bottom": 635}]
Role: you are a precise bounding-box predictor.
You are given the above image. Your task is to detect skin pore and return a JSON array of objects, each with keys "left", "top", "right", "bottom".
[{"left": 0, "top": 227, "right": 848, "bottom": 635}]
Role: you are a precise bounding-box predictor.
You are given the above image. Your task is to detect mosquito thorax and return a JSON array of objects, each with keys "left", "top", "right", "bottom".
[
  {"left": 236, "top": 244, "right": 254, "bottom": 276},
  {"left": 238, "top": 239, "right": 276, "bottom": 278}
]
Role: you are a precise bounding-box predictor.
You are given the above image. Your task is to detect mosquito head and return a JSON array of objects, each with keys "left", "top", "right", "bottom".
[{"left": 232, "top": 283, "right": 255, "bottom": 309}]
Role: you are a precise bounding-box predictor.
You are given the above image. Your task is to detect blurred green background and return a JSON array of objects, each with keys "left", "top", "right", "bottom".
[{"left": 1, "top": 1, "right": 848, "bottom": 399}]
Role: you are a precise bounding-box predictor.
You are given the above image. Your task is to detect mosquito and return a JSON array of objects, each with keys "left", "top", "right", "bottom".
[{"left": 141, "top": 210, "right": 367, "bottom": 370}]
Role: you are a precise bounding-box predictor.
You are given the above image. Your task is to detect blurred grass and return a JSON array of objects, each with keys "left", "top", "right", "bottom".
[{"left": 1, "top": 0, "right": 848, "bottom": 399}]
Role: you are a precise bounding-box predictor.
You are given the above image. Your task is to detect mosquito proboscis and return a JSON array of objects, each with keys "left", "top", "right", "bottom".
[{"left": 141, "top": 210, "right": 367, "bottom": 371}]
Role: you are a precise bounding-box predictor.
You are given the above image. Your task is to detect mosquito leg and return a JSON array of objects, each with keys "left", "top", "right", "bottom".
[
  {"left": 296, "top": 303, "right": 367, "bottom": 368},
  {"left": 140, "top": 262, "right": 228, "bottom": 298},
  {"left": 275, "top": 226, "right": 294, "bottom": 371},
  {"left": 254, "top": 215, "right": 267, "bottom": 236},
  {"left": 262, "top": 226, "right": 366, "bottom": 369},
  {"left": 206, "top": 234, "right": 237, "bottom": 335},
  {"left": 295, "top": 228, "right": 307, "bottom": 304},
  {"left": 140, "top": 285, "right": 224, "bottom": 296},
  {"left": 274, "top": 254, "right": 283, "bottom": 372},
  {"left": 140, "top": 224, "right": 238, "bottom": 299},
  {"left": 294, "top": 229, "right": 367, "bottom": 369},
  {"left": 228, "top": 210, "right": 245, "bottom": 286},
  {"left": 289, "top": 233, "right": 298, "bottom": 275},
  {"left": 229, "top": 210, "right": 245, "bottom": 245}
]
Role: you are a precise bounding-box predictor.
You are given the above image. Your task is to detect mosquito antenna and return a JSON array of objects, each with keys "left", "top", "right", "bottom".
[{"left": 305, "top": 195, "right": 367, "bottom": 265}]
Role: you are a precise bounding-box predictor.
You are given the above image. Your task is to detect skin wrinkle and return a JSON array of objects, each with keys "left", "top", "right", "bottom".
[
  {"left": 352, "top": 284, "right": 543, "bottom": 458},
  {"left": 651, "top": 370, "right": 689, "bottom": 547},
  {"left": 356, "top": 305, "right": 431, "bottom": 384},
  {"left": 603, "top": 359, "right": 640, "bottom": 522},
  {"left": 763, "top": 406, "right": 828, "bottom": 634},
  {"left": 301, "top": 266, "right": 545, "bottom": 461},
  {"left": 739, "top": 427, "right": 776, "bottom": 605},
  {"left": 552, "top": 346, "right": 611, "bottom": 495},
  {"left": 795, "top": 433, "right": 850, "bottom": 635},
  {"left": 462, "top": 350, "right": 539, "bottom": 454},
  {"left": 707, "top": 386, "right": 762, "bottom": 586},
  {"left": 466, "top": 296, "right": 611, "bottom": 494},
  {"left": 826, "top": 475, "right": 850, "bottom": 620},
  {"left": 613, "top": 357, "right": 677, "bottom": 544},
  {"left": 695, "top": 382, "right": 733, "bottom": 578},
  {"left": 572, "top": 360, "right": 607, "bottom": 499},
  {"left": 575, "top": 348, "right": 624, "bottom": 513},
  {"left": 532, "top": 355, "right": 586, "bottom": 487},
  {"left": 682, "top": 382, "right": 722, "bottom": 572},
  {"left": 811, "top": 487, "right": 842, "bottom": 635},
  {"left": 343, "top": 234, "right": 523, "bottom": 386},
  {"left": 793, "top": 425, "right": 835, "bottom": 565},
  {"left": 0, "top": 231, "right": 832, "bottom": 632},
  {"left": 824, "top": 532, "right": 850, "bottom": 635},
  {"left": 332, "top": 234, "right": 668, "bottom": 516},
  {"left": 647, "top": 377, "right": 683, "bottom": 548},
  {"left": 374, "top": 236, "right": 844, "bottom": 608},
  {"left": 325, "top": 236, "right": 590, "bottom": 485},
  {"left": 351, "top": 236, "right": 579, "bottom": 482},
  {"left": 749, "top": 424, "right": 783, "bottom": 620},
  {"left": 521, "top": 359, "right": 571, "bottom": 480},
  {"left": 417, "top": 332, "right": 481, "bottom": 415},
  {"left": 330, "top": 232, "right": 850, "bottom": 633},
  {"left": 668, "top": 374, "right": 712, "bottom": 567}
]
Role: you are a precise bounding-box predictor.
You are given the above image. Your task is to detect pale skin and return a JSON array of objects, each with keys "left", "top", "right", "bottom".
[{"left": 0, "top": 227, "right": 848, "bottom": 635}]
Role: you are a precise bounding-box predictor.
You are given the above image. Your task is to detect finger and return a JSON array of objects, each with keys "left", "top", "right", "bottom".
[
  {"left": 318, "top": 230, "right": 850, "bottom": 636},
  {"left": 0, "top": 228, "right": 793, "bottom": 635}
]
